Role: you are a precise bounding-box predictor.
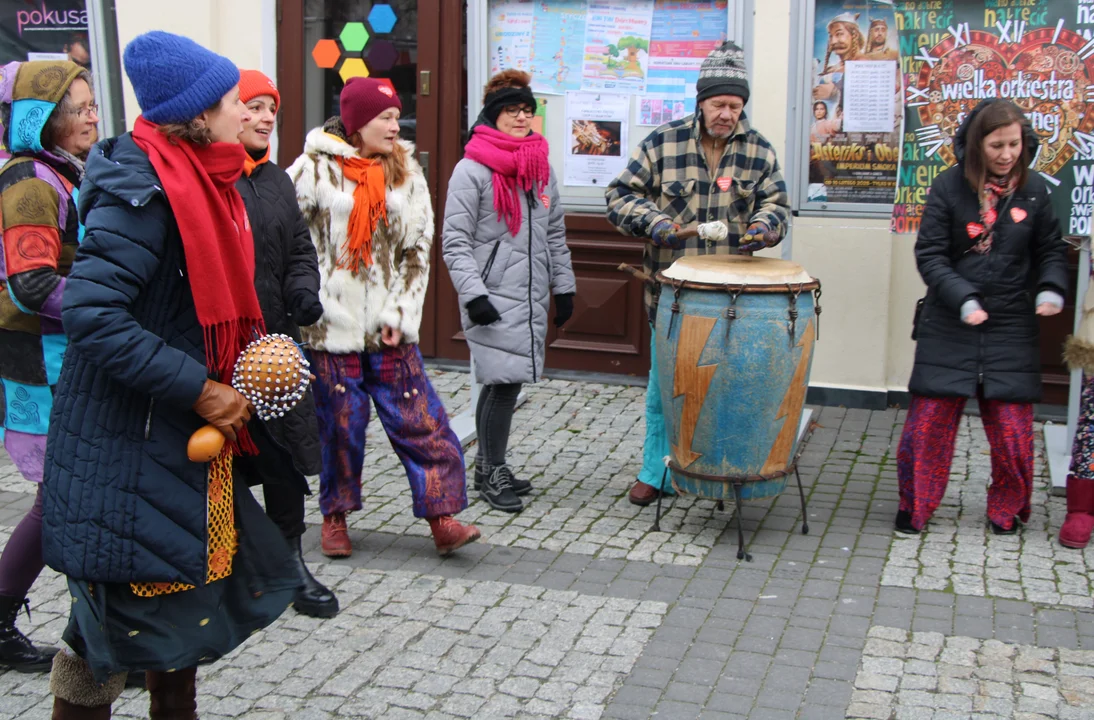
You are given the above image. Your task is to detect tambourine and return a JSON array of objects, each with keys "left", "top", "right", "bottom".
[{"left": 186, "top": 334, "right": 312, "bottom": 462}]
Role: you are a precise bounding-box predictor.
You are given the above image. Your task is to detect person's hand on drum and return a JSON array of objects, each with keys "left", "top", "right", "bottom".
[
  {"left": 650, "top": 220, "right": 683, "bottom": 249},
  {"left": 739, "top": 222, "right": 779, "bottom": 253}
]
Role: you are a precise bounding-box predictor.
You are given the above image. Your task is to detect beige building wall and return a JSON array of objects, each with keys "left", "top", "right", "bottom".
[
  {"left": 751, "top": 0, "right": 923, "bottom": 398},
  {"left": 113, "top": 0, "right": 272, "bottom": 130}
]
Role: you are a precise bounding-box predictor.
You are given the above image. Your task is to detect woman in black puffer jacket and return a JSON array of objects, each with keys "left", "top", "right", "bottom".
[
  {"left": 898, "top": 99, "right": 1068, "bottom": 536},
  {"left": 234, "top": 70, "right": 337, "bottom": 618}
]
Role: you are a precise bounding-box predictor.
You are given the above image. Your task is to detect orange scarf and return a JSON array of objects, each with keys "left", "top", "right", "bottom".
[
  {"left": 243, "top": 145, "right": 270, "bottom": 177},
  {"left": 337, "top": 155, "right": 388, "bottom": 273}
]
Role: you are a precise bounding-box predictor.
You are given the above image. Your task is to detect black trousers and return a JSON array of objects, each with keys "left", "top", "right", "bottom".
[
  {"left": 237, "top": 427, "right": 309, "bottom": 540},
  {"left": 475, "top": 382, "right": 522, "bottom": 470}
]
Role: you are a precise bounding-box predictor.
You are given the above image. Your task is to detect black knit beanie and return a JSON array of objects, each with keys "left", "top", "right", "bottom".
[{"left": 696, "top": 41, "right": 749, "bottom": 104}]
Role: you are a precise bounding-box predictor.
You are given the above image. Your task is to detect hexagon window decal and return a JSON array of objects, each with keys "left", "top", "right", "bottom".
[
  {"left": 367, "top": 40, "right": 399, "bottom": 72},
  {"left": 340, "top": 22, "right": 370, "bottom": 52},
  {"left": 311, "top": 39, "right": 341, "bottom": 69},
  {"left": 339, "top": 58, "right": 370, "bottom": 82},
  {"left": 368, "top": 4, "right": 398, "bottom": 34}
]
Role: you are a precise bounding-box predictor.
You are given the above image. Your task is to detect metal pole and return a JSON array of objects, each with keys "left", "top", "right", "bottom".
[{"left": 85, "top": 0, "right": 126, "bottom": 137}]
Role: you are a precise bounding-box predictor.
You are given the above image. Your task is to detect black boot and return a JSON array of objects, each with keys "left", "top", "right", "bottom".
[
  {"left": 475, "top": 464, "right": 532, "bottom": 496},
  {"left": 0, "top": 594, "right": 58, "bottom": 673},
  {"left": 479, "top": 466, "right": 523, "bottom": 513},
  {"left": 288, "top": 536, "right": 339, "bottom": 618}
]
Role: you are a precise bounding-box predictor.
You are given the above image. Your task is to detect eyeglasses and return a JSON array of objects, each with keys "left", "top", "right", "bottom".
[
  {"left": 66, "top": 104, "right": 98, "bottom": 119},
  {"left": 503, "top": 105, "right": 536, "bottom": 118}
]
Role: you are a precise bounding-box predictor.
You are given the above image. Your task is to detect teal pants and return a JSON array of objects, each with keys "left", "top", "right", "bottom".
[{"left": 639, "top": 329, "right": 674, "bottom": 493}]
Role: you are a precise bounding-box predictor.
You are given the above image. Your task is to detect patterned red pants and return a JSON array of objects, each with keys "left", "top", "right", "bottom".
[{"left": 897, "top": 394, "right": 1033, "bottom": 531}]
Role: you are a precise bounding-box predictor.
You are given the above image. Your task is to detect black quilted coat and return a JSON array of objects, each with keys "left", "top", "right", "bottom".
[
  {"left": 236, "top": 156, "right": 323, "bottom": 480},
  {"left": 909, "top": 101, "right": 1069, "bottom": 402}
]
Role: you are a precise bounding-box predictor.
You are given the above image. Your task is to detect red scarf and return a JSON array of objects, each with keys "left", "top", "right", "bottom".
[
  {"left": 131, "top": 117, "right": 265, "bottom": 451},
  {"left": 464, "top": 126, "right": 550, "bottom": 237},
  {"left": 972, "top": 174, "right": 1017, "bottom": 255}
]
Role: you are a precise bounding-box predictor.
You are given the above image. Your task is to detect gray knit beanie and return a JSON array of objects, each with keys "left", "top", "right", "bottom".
[{"left": 696, "top": 41, "right": 749, "bottom": 104}]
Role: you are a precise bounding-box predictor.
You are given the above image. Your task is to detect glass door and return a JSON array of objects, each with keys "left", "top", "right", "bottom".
[{"left": 302, "top": 0, "right": 421, "bottom": 143}]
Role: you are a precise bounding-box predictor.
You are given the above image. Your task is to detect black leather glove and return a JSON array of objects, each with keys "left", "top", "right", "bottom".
[
  {"left": 467, "top": 295, "right": 501, "bottom": 326},
  {"left": 554, "top": 293, "right": 574, "bottom": 327}
]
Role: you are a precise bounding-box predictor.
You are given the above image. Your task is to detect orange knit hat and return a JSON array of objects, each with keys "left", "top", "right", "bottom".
[{"left": 238, "top": 69, "right": 280, "bottom": 109}]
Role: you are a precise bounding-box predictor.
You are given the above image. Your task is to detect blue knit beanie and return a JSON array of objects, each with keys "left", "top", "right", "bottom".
[{"left": 123, "top": 31, "right": 240, "bottom": 124}]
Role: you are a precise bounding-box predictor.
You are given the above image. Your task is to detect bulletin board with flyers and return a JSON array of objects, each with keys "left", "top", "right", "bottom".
[{"left": 469, "top": 0, "right": 748, "bottom": 212}]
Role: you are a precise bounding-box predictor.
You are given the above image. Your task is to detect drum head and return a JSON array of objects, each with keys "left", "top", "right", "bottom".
[{"left": 661, "top": 255, "right": 814, "bottom": 287}]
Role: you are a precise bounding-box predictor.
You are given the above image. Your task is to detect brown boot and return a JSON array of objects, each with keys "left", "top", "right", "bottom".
[
  {"left": 49, "top": 650, "right": 123, "bottom": 719},
  {"left": 52, "top": 697, "right": 111, "bottom": 720},
  {"left": 321, "top": 512, "right": 352, "bottom": 557},
  {"left": 428, "top": 515, "right": 481, "bottom": 556},
  {"left": 147, "top": 667, "right": 198, "bottom": 720},
  {"left": 628, "top": 480, "right": 660, "bottom": 506}
]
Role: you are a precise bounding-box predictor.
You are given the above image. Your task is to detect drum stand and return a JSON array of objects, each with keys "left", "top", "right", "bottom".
[{"left": 652, "top": 465, "right": 810, "bottom": 562}]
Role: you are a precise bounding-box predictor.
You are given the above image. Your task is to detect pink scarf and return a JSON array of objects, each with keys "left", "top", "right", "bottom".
[{"left": 464, "top": 126, "right": 550, "bottom": 237}]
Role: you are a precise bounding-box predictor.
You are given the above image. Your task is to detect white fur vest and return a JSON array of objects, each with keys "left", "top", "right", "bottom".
[{"left": 288, "top": 129, "right": 434, "bottom": 353}]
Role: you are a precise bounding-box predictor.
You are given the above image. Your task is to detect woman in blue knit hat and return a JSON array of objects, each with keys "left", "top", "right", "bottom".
[{"left": 41, "top": 31, "right": 298, "bottom": 719}]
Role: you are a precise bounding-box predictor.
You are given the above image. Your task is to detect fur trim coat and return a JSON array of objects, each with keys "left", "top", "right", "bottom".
[
  {"left": 1066, "top": 274, "right": 1094, "bottom": 373},
  {"left": 287, "top": 128, "right": 433, "bottom": 353}
]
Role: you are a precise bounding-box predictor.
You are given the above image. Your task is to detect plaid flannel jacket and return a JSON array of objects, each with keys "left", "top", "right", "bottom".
[{"left": 605, "top": 113, "right": 791, "bottom": 313}]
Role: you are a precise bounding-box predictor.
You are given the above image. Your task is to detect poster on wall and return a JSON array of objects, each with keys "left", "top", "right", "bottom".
[
  {"left": 893, "top": 1, "right": 1094, "bottom": 236},
  {"left": 488, "top": 0, "right": 534, "bottom": 75},
  {"left": 639, "top": 0, "right": 729, "bottom": 126},
  {"left": 0, "top": 1, "right": 90, "bottom": 161},
  {"left": 564, "top": 91, "right": 629, "bottom": 186},
  {"left": 807, "top": 0, "right": 902, "bottom": 205},
  {"left": 581, "top": 0, "right": 654, "bottom": 92},
  {"left": 529, "top": 0, "right": 586, "bottom": 95},
  {"left": 0, "top": 0, "right": 90, "bottom": 67}
]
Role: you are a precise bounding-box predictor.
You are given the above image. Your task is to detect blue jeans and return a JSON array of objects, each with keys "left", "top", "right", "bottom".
[{"left": 639, "top": 329, "right": 674, "bottom": 493}]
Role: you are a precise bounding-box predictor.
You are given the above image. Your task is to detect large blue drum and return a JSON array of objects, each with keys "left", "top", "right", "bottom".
[{"left": 655, "top": 255, "right": 820, "bottom": 502}]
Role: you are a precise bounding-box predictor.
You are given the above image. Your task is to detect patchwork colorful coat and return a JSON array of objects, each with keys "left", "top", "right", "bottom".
[{"left": 0, "top": 59, "right": 86, "bottom": 483}]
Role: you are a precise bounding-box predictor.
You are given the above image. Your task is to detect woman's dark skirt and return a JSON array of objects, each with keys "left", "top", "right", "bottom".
[{"left": 62, "top": 472, "right": 301, "bottom": 683}]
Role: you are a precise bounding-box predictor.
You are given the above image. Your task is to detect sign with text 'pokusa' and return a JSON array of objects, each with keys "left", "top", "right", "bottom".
[{"left": 893, "top": 0, "right": 1094, "bottom": 237}]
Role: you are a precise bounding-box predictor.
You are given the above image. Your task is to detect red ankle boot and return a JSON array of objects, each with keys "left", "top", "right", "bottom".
[
  {"left": 321, "top": 512, "right": 352, "bottom": 558},
  {"left": 1059, "top": 475, "right": 1094, "bottom": 549},
  {"left": 428, "top": 516, "right": 481, "bottom": 556}
]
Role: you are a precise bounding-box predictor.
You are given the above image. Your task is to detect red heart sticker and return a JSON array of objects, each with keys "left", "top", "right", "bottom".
[
  {"left": 716, "top": 176, "right": 732, "bottom": 192},
  {"left": 1010, "top": 207, "right": 1027, "bottom": 223},
  {"left": 540, "top": 194, "right": 550, "bottom": 209},
  {"left": 967, "top": 222, "right": 984, "bottom": 239}
]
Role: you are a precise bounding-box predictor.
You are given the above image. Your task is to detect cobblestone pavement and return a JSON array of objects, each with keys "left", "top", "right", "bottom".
[{"left": 1, "top": 369, "right": 1092, "bottom": 720}]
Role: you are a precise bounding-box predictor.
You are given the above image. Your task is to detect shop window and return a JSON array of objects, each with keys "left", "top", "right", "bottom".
[{"left": 303, "top": 0, "right": 419, "bottom": 141}]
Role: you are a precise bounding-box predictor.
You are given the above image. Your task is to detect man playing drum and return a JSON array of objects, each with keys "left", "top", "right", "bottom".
[{"left": 605, "top": 40, "right": 791, "bottom": 507}]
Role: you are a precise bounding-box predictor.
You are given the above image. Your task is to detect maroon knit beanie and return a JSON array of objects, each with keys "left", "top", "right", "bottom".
[{"left": 340, "top": 77, "right": 402, "bottom": 136}]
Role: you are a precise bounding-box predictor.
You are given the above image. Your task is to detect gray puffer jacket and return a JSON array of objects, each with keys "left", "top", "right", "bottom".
[{"left": 443, "top": 158, "right": 576, "bottom": 385}]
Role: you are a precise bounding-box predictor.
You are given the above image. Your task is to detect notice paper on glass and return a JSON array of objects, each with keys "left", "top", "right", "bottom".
[
  {"left": 841, "top": 60, "right": 897, "bottom": 134},
  {"left": 488, "top": 0, "right": 534, "bottom": 75},
  {"left": 564, "top": 91, "right": 630, "bottom": 187}
]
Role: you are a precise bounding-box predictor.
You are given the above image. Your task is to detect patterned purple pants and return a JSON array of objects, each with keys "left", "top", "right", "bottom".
[
  {"left": 309, "top": 345, "right": 468, "bottom": 519},
  {"left": 897, "top": 394, "right": 1033, "bottom": 531},
  {"left": 1068, "top": 373, "right": 1094, "bottom": 481}
]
